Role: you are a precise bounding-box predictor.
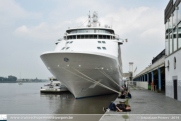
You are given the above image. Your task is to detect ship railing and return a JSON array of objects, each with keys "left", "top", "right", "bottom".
[{"left": 67, "top": 26, "right": 113, "bottom": 29}]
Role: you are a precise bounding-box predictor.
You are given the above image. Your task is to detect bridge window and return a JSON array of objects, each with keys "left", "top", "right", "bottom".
[
  {"left": 67, "top": 35, "right": 112, "bottom": 40},
  {"left": 98, "top": 35, "right": 102, "bottom": 39},
  {"left": 103, "top": 35, "right": 107, "bottom": 39},
  {"left": 94, "top": 35, "right": 97, "bottom": 39},
  {"left": 85, "top": 35, "right": 88, "bottom": 39},
  {"left": 80, "top": 35, "right": 84, "bottom": 39},
  {"left": 73, "top": 35, "right": 76, "bottom": 39},
  {"left": 90, "top": 35, "right": 94, "bottom": 39}
]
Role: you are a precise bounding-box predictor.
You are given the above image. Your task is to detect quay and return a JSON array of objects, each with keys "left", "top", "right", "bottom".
[
  {"left": 99, "top": 85, "right": 181, "bottom": 121},
  {"left": 133, "top": 0, "right": 181, "bottom": 102}
]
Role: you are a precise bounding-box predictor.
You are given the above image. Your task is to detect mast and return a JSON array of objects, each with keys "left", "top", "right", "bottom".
[{"left": 87, "top": 11, "right": 91, "bottom": 27}]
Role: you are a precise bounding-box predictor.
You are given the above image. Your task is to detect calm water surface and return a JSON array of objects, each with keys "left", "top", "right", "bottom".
[{"left": 0, "top": 83, "right": 117, "bottom": 114}]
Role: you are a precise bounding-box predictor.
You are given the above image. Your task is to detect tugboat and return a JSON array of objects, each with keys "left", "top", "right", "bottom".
[{"left": 40, "top": 78, "right": 69, "bottom": 93}]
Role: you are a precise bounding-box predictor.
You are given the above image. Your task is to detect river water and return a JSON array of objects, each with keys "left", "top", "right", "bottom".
[{"left": 0, "top": 83, "right": 117, "bottom": 121}]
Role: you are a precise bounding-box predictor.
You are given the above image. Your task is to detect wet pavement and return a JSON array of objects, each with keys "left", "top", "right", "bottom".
[{"left": 100, "top": 86, "right": 181, "bottom": 121}]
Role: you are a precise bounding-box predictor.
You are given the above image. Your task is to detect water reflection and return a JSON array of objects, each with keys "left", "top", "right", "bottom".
[
  {"left": 40, "top": 92, "right": 117, "bottom": 114},
  {"left": 0, "top": 83, "right": 117, "bottom": 117}
]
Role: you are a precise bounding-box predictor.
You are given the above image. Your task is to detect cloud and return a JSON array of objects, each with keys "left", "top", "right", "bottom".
[
  {"left": 0, "top": 0, "right": 41, "bottom": 26},
  {"left": 8, "top": 0, "right": 166, "bottom": 78},
  {"left": 14, "top": 22, "right": 60, "bottom": 40}
]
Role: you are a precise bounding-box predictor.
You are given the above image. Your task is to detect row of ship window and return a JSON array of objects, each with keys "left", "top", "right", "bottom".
[
  {"left": 61, "top": 47, "right": 107, "bottom": 50},
  {"left": 63, "top": 35, "right": 116, "bottom": 40}
]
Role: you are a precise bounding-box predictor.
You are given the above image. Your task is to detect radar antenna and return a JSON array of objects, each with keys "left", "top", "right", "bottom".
[
  {"left": 92, "top": 11, "right": 99, "bottom": 27},
  {"left": 87, "top": 11, "right": 91, "bottom": 27}
]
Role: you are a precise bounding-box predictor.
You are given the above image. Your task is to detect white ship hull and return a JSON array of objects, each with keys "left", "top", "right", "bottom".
[{"left": 41, "top": 52, "right": 122, "bottom": 99}]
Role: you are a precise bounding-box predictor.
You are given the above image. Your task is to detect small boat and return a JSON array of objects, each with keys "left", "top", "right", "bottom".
[{"left": 40, "top": 77, "right": 69, "bottom": 93}]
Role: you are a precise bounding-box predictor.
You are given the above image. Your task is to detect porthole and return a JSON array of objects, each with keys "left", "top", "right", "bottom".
[
  {"left": 97, "top": 47, "right": 101, "bottom": 49},
  {"left": 102, "top": 41, "right": 106, "bottom": 44},
  {"left": 174, "top": 57, "right": 176, "bottom": 69},
  {"left": 61, "top": 47, "right": 65, "bottom": 50},
  {"left": 98, "top": 41, "right": 101, "bottom": 43},
  {"left": 66, "top": 42, "right": 69, "bottom": 44},
  {"left": 66, "top": 47, "right": 70, "bottom": 50},
  {"left": 167, "top": 60, "right": 170, "bottom": 71}
]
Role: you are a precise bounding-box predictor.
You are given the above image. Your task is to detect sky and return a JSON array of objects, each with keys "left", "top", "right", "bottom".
[{"left": 0, "top": 0, "right": 169, "bottom": 79}]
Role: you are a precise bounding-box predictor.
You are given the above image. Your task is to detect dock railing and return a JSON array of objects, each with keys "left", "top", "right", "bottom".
[{"left": 126, "top": 81, "right": 148, "bottom": 90}]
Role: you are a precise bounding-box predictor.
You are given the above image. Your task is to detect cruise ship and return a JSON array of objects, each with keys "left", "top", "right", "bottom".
[{"left": 40, "top": 12, "right": 123, "bottom": 99}]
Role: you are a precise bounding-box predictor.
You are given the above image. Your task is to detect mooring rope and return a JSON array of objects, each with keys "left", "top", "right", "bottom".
[
  {"left": 71, "top": 67, "right": 121, "bottom": 94},
  {"left": 98, "top": 69, "right": 121, "bottom": 88}
]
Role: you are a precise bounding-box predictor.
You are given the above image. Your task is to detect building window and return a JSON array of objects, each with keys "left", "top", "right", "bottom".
[
  {"left": 102, "top": 41, "right": 106, "bottom": 44},
  {"left": 179, "top": 3, "right": 181, "bottom": 22},
  {"left": 66, "top": 47, "right": 70, "bottom": 50},
  {"left": 169, "top": 32, "right": 173, "bottom": 54},
  {"left": 102, "top": 47, "right": 106, "bottom": 50},
  {"left": 178, "top": 23, "right": 181, "bottom": 48},
  {"left": 97, "top": 47, "right": 101, "bottom": 49},
  {"left": 98, "top": 41, "right": 101, "bottom": 43},
  {"left": 173, "top": 10, "right": 177, "bottom": 28},
  {"left": 174, "top": 57, "right": 176, "bottom": 69},
  {"left": 173, "top": 28, "right": 177, "bottom": 52},
  {"left": 167, "top": 60, "right": 170, "bottom": 71},
  {"left": 165, "top": 22, "right": 169, "bottom": 56},
  {"left": 61, "top": 47, "right": 65, "bottom": 50},
  {"left": 173, "top": 0, "right": 176, "bottom": 4}
]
